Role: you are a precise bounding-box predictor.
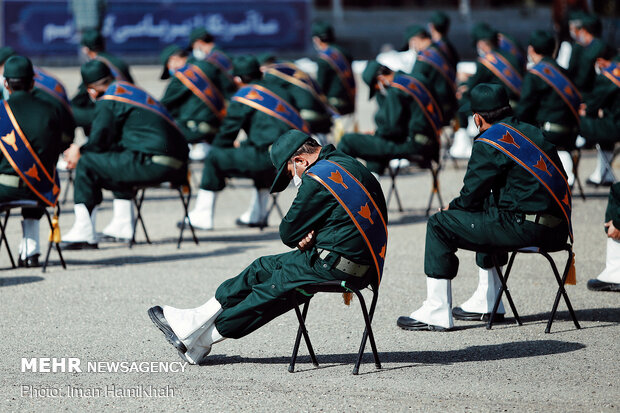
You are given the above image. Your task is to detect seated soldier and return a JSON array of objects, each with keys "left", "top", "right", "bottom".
[
  {"left": 149, "top": 130, "right": 388, "bottom": 364},
  {"left": 159, "top": 44, "right": 233, "bottom": 161},
  {"left": 428, "top": 11, "right": 460, "bottom": 70},
  {"left": 397, "top": 84, "right": 571, "bottom": 331},
  {"left": 0, "top": 56, "right": 62, "bottom": 266},
  {"left": 61, "top": 60, "right": 188, "bottom": 248},
  {"left": 185, "top": 56, "right": 307, "bottom": 230},
  {"left": 338, "top": 61, "right": 441, "bottom": 176},
  {"left": 588, "top": 182, "right": 620, "bottom": 292}
]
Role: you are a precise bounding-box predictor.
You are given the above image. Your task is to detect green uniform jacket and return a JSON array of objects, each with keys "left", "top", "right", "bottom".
[
  {"left": 316, "top": 43, "right": 355, "bottom": 115},
  {"left": 412, "top": 44, "right": 458, "bottom": 121},
  {"left": 161, "top": 59, "right": 234, "bottom": 143},
  {"left": 463, "top": 48, "right": 524, "bottom": 104},
  {"left": 449, "top": 116, "right": 566, "bottom": 219},
  {"left": 606, "top": 183, "right": 620, "bottom": 230},
  {"left": 515, "top": 57, "right": 579, "bottom": 133},
  {"left": 0, "top": 91, "right": 62, "bottom": 180},
  {"left": 210, "top": 78, "right": 295, "bottom": 149},
  {"left": 80, "top": 83, "right": 188, "bottom": 161},
  {"left": 71, "top": 52, "right": 135, "bottom": 129},
  {"left": 279, "top": 144, "right": 388, "bottom": 267},
  {"left": 580, "top": 71, "right": 620, "bottom": 144},
  {"left": 567, "top": 38, "right": 604, "bottom": 95},
  {"left": 31, "top": 88, "right": 75, "bottom": 151}
]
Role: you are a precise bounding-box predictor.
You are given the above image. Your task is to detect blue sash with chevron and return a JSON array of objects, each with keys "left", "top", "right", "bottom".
[
  {"left": 33, "top": 67, "right": 72, "bottom": 114},
  {"left": 174, "top": 64, "right": 225, "bottom": 119},
  {"left": 206, "top": 49, "right": 233, "bottom": 73},
  {"left": 476, "top": 123, "right": 573, "bottom": 241},
  {"left": 0, "top": 101, "right": 60, "bottom": 206},
  {"left": 265, "top": 62, "right": 339, "bottom": 116},
  {"left": 498, "top": 34, "right": 526, "bottom": 69},
  {"left": 232, "top": 84, "right": 310, "bottom": 133},
  {"left": 478, "top": 51, "right": 523, "bottom": 96},
  {"left": 318, "top": 46, "right": 356, "bottom": 104},
  {"left": 101, "top": 81, "right": 180, "bottom": 131},
  {"left": 530, "top": 61, "right": 581, "bottom": 123},
  {"left": 95, "top": 55, "right": 127, "bottom": 82},
  {"left": 417, "top": 47, "right": 456, "bottom": 92},
  {"left": 390, "top": 74, "right": 443, "bottom": 139},
  {"left": 602, "top": 62, "right": 620, "bottom": 89},
  {"left": 307, "top": 159, "right": 388, "bottom": 284},
  {"left": 434, "top": 40, "right": 451, "bottom": 62}
]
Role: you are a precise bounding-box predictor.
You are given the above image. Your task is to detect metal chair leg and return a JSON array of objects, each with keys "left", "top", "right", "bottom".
[
  {"left": 289, "top": 297, "right": 318, "bottom": 373},
  {"left": 571, "top": 151, "right": 586, "bottom": 201},
  {"left": 0, "top": 210, "right": 16, "bottom": 268},
  {"left": 61, "top": 170, "right": 73, "bottom": 206},
  {"left": 130, "top": 190, "right": 150, "bottom": 248},
  {"left": 542, "top": 250, "right": 581, "bottom": 333},
  {"left": 351, "top": 288, "right": 381, "bottom": 375},
  {"left": 386, "top": 165, "right": 403, "bottom": 212},
  {"left": 176, "top": 186, "right": 198, "bottom": 248},
  {"left": 488, "top": 252, "right": 521, "bottom": 329}
]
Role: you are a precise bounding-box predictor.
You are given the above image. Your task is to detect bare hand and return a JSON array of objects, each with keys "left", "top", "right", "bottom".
[
  {"left": 63, "top": 144, "right": 81, "bottom": 170},
  {"left": 578, "top": 103, "right": 587, "bottom": 117},
  {"left": 297, "top": 230, "right": 316, "bottom": 251},
  {"left": 233, "top": 140, "right": 241, "bottom": 148},
  {"left": 605, "top": 220, "right": 620, "bottom": 240}
]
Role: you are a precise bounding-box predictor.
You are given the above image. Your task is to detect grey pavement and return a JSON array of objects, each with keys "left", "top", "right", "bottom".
[{"left": 0, "top": 66, "right": 618, "bottom": 413}]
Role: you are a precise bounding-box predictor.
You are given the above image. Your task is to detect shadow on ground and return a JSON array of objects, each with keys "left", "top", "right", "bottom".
[{"left": 0, "top": 275, "right": 44, "bottom": 287}]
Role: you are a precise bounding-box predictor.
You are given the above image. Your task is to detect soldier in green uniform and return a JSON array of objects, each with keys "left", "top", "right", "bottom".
[
  {"left": 149, "top": 130, "right": 387, "bottom": 364},
  {"left": 338, "top": 61, "right": 440, "bottom": 176},
  {"left": 61, "top": 60, "right": 188, "bottom": 248},
  {"left": 516, "top": 30, "right": 579, "bottom": 185},
  {"left": 428, "top": 11, "right": 459, "bottom": 70},
  {"left": 0, "top": 56, "right": 63, "bottom": 266},
  {"left": 579, "top": 46, "right": 619, "bottom": 187},
  {"left": 587, "top": 182, "right": 620, "bottom": 292},
  {"left": 397, "top": 84, "right": 570, "bottom": 331},
  {"left": 71, "top": 30, "right": 134, "bottom": 133},
  {"left": 0, "top": 47, "right": 16, "bottom": 100},
  {"left": 184, "top": 56, "right": 299, "bottom": 230},
  {"left": 312, "top": 21, "right": 355, "bottom": 116},
  {"left": 567, "top": 13, "right": 604, "bottom": 97}
]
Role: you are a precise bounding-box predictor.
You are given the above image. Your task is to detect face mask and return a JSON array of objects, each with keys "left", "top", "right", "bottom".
[
  {"left": 594, "top": 64, "right": 601, "bottom": 75},
  {"left": 168, "top": 68, "right": 176, "bottom": 77},
  {"left": 292, "top": 161, "right": 302, "bottom": 188},
  {"left": 193, "top": 47, "right": 206, "bottom": 60},
  {"left": 477, "top": 47, "right": 486, "bottom": 58},
  {"left": 527, "top": 54, "right": 534, "bottom": 66}
]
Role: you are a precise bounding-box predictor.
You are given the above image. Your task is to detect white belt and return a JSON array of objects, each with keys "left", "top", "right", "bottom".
[{"left": 318, "top": 249, "right": 369, "bottom": 278}]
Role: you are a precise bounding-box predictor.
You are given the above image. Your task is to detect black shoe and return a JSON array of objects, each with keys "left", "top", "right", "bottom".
[
  {"left": 452, "top": 307, "right": 505, "bottom": 322},
  {"left": 586, "top": 178, "right": 614, "bottom": 188},
  {"left": 60, "top": 241, "right": 98, "bottom": 250},
  {"left": 587, "top": 279, "right": 620, "bottom": 292},
  {"left": 97, "top": 233, "right": 131, "bottom": 243},
  {"left": 148, "top": 306, "right": 187, "bottom": 353},
  {"left": 18, "top": 254, "right": 40, "bottom": 268},
  {"left": 235, "top": 218, "right": 267, "bottom": 228},
  {"left": 176, "top": 220, "right": 212, "bottom": 231},
  {"left": 396, "top": 316, "right": 450, "bottom": 331}
]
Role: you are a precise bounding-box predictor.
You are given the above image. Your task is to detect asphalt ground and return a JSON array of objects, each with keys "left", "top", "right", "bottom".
[{"left": 0, "top": 66, "right": 618, "bottom": 412}]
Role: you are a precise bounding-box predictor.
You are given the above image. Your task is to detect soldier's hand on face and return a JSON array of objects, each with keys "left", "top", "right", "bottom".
[
  {"left": 297, "top": 230, "right": 316, "bottom": 251},
  {"left": 63, "top": 144, "right": 81, "bottom": 170},
  {"left": 578, "top": 103, "right": 587, "bottom": 117},
  {"left": 605, "top": 220, "right": 620, "bottom": 240}
]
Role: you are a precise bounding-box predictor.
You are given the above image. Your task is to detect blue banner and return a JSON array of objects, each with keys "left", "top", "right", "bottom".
[{"left": 2, "top": 0, "right": 310, "bottom": 56}]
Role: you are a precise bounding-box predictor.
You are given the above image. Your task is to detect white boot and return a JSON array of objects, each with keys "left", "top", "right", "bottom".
[
  {"left": 189, "top": 142, "right": 211, "bottom": 162},
  {"left": 596, "top": 238, "right": 620, "bottom": 284},
  {"left": 62, "top": 204, "right": 97, "bottom": 247},
  {"left": 558, "top": 151, "right": 575, "bottom": 187},
  {"left": 101, "top": 199, "right": 134, "bottom": 241},
  {"left": 449, "top": 128, "right": 473, "bottom": 160},
  {"left": 237, "top": 189, "right": 269, "bottom": 226},
  {"left": 409, "top": 277, "right": 453, "bottom": 329},
  {"left": 459, "top": 267, "right": 506, "bottom": 315},
  {"left": 19, "top": 219, "right": 40, "bottom": 261},
  {"left": 587, "top": 150, "right": 615, "bottom": 185},
  {"left": 186, "top": 189, "right": 216, "bottom": 230},
  {"left": 183, "top": 323, "right": 226, "bottom": 365}
]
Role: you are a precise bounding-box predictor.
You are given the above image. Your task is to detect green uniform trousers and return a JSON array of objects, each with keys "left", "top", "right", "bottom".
[
  {"left": 214, "top": 249, "right": 370, "bottom": 339},
  {"left": 0, "top": 184, "right": 44, "bottom": 219},
  {"left": 74, "top": 150, "right": 186, "bottom": 211},
  {"left": 338, "top": 133, "right": 436, "bottom": 174},
  {"left": 200, "top": 145, "right": 275, "bottom": 191},
  {"left": 542, "top": 130, "right": 577, "bottom": 151},
  {"left": 424, "top": 207, "right": 569, "bottom": 278}
]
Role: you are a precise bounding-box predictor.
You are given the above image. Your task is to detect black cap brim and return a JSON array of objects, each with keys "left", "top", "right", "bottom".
[
  {"left": 160, "top": 65, "right": 170, "bottom": 80},
  {"left": 270, "top": 163, "right": 291, "bottom": 193}
]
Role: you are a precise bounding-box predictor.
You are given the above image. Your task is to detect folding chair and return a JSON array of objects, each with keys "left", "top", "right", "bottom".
[
  {"left": 0, "top": 200, "right": 66, "bottom": 273},
  {"left": 130, "top": 183, "right": 198, "bottom": 249},
  {"left": 60, "top": 169, "right": 74, "bottom": 205},
  {"left": 288, "top": 280, "right": 381, "bottom": 375},
  {"left": 386, "top": 157, "right": 443, "bottom": 216},
  {"left": 571, "top": 149, "right": 586, "bottom": 201},
  {"left": 595, "top": 143, "right": 618, "bottom": 185},
  {"left": 488, "top": 244, "right": 580, "bottom": 333},
  {"left": 258, "top": 194, "right": 285, "bottom": 230}
]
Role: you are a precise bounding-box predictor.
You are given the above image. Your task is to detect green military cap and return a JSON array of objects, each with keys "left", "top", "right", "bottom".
[
  {"left": 0, "top": 46, "right": 16, "bottom": 65},
  {"left": 270, "top": 130, "right": 313, "bottom": 193},
  {"left": 189, "top": 27, "right": 213, "bottom": 45},
  {"left": 232, "top": 55, "right": 261, "bottom": 78},
  {"left": 81, "top": 29, "right": 105, "bottom": 50},
  {"left": 159, "top": 44, "right": 184, "bottom": 80},
  {"left": 311, "top": 21, "right": 334, "bottom": 42},
  {"left": 404, "top": 24, "right": 428, "bottom": 41},
  {"left": 3, "top": 55, "right": 34, "bottom": 79},
  {"left": 81, "top": 59, "right": 112, "bottom": 85},
  {"left": 362, "top": 60, "right": 385, "bottom": 98},
  {"left": 460, "top": 83, "right": 508, "bottom": 114},
  {"left": 568, "top": 10, "right": 585, "bottom": 25},
  {"left": 471, "top": 22, "right": 498, "bottom": 44},
  {"left": 430, "top": 11, "right": 450, "bottom": 32},
  {"left": 528, "top": 30, "right": 555, "bottom": 56}
]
